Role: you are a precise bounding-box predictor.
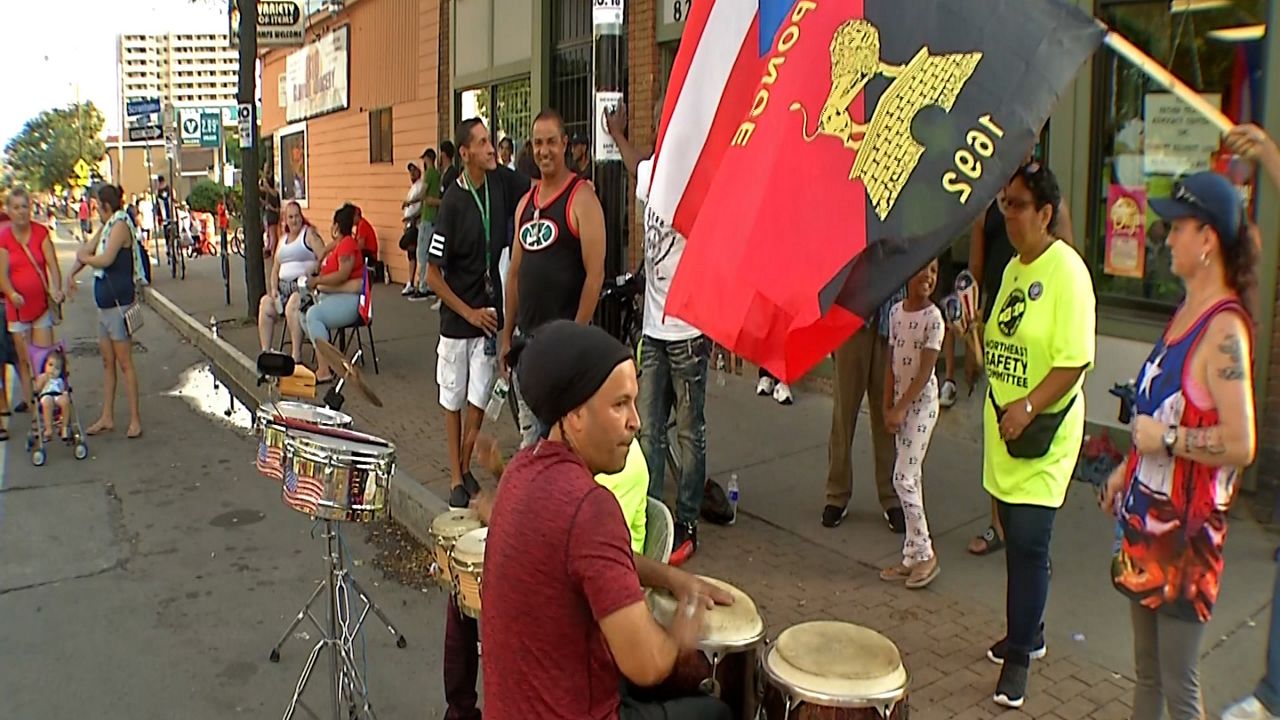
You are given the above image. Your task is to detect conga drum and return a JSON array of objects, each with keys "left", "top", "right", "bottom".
[
  {"left": 449, "top": 527, "right": 488, "bottom": 619},
  {"left": 761, "top": 621, "right": 909, "bottom": 719},
  {"left": 647, "top": 576, "right": 766, "bottom": 719},
  {"left": 428, "top": 509, "right": 482, "bottom": 591}
]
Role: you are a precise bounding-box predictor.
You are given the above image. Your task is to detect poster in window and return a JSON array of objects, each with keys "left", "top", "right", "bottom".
[
  {"left": 1105, "top": 184, "right": 1146, "bottom": 279},
  {"left": 1143, "top": 93, "right": 1222, "bottom": 177},
  {"left": 279, "top": 129, "right": 307, "bottom": 202}
]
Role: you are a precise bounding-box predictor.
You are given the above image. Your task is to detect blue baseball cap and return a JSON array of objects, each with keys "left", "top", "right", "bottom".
[{"left": 1150, "top": 171, "right": 1245, "bottom": 246}]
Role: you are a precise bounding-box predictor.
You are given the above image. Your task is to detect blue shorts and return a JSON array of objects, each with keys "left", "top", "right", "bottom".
[
  {"left": 98, "top": 306, "right": 130, "bottom": 342},
  {"left": 9, "top": 310, "right": 54, "bottom": 335}
]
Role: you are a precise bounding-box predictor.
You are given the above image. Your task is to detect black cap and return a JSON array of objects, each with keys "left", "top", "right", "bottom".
[
  {"left": 570, "top": 134, "right": 589, "bottom": 147},
  {"left": 1150, "top": 171, "right": 1244, "bottom": 246}
]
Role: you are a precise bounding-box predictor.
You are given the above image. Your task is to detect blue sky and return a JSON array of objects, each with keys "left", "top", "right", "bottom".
[{"left": 3, "top": 0, "right": 227, "bottom": 148}]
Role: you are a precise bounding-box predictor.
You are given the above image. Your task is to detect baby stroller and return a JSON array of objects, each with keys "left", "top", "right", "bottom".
[{"left": 26, "top": 341, "right": 88, "bottom": 466}]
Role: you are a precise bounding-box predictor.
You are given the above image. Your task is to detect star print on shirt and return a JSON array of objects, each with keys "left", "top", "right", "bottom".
[{"left": 1139, "top": 350, "right": 1165, "bottom": 398}]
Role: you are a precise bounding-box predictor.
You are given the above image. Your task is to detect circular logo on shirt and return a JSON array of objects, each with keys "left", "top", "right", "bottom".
[
  {"left": 997, "top": 288, "right": 1027, "bottom": 337},
  {"left": 519, "top": 219, "right": 558, "bottom": 251},
  {"left": 1028, "top": 281, "right": 1043, "bottom": 301}
]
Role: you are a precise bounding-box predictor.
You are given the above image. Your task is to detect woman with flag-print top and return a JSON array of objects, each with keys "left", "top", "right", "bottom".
[{"left": 1102, "top": 168, "right": 1258, "bottom": 720}]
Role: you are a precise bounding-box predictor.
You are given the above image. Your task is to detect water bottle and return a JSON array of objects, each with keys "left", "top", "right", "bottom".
[
  {"left": 727, "top": 472, "right": 740, "bottom": 525},
  {"left": 715, "top": 351, "right": 727, "bottom": 388},
  {"left": 484, "top": 377, "right": 509, "bottom": 423}
]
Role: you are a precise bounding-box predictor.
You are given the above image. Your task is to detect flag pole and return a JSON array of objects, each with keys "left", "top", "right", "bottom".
[{"left": 1103, "top": 29, "right": 1233, "bottom": 134}]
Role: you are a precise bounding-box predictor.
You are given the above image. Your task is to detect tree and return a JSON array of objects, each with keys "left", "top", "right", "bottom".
[
  {"left": 4, "top": 102, "right": 106, "bottom": 191},
  {"left": 185, "top": 179, "right": 225, "bottom": 213}
]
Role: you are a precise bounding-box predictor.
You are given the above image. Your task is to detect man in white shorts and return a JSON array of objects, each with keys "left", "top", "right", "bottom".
[{"left": 427, "top": 118, "right": 527, "bottom": 508}]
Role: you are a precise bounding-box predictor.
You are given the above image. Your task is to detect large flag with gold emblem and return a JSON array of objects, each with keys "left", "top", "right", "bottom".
[{"left": 651, "top": 0, "right": 1103, "bottom": 382}]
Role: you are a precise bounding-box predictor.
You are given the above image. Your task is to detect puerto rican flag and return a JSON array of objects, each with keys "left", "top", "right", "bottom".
[{"left": 645, "top": 0, "right": 794, "bottom": 234}]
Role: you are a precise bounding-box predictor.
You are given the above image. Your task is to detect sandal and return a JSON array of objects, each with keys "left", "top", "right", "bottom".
[{"left": 968, "top": 526, "right": 1006, "bottom": 556}]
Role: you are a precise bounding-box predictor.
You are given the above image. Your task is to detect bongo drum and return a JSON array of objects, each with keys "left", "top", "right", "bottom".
[
  {"left": 648, "top": 576, "right": 766, "bottom": 719},
  {"left": 450, "top": 527, "right": 488, "bottom": 619},
  {"left": 761, "top": 621, "right": 909, "bottom": 719},
  {"left": 428, "top": 509, "right": 482, "bottom": 590}
]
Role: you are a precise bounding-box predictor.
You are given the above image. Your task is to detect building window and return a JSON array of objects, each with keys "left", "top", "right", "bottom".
[
  {"left": 369, "top": 107, "right": 393, "bottom": 164},
  {"left": 457, "top": 77, "right": 532, "bottom": 148},
  {"left": 1088, "top": 0, "right": 1268, "bottom": 312}
]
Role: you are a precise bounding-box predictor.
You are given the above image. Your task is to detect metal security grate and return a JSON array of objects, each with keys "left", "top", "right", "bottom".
[
  {"left": 494, "top": 77, "right": 532, "bottom": 144},
  {"left": 552, "top": 45, "right": 592, "bottom": 141}
]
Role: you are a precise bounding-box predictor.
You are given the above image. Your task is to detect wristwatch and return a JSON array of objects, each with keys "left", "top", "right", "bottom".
[{"left": 1162, "top": 426, "right": 1178, "bottom": 457}]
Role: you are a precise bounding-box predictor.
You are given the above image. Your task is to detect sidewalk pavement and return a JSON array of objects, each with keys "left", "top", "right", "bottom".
[{"left": 145, "top": 243, "right": 1280, "bottom": 719}]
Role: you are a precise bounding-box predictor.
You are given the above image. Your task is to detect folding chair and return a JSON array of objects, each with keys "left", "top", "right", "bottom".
[
  {"left": 328, "top": 267, "right": 380, "bottom": 374},
  {"left": 642, "top": 496, "right": 674, "bottom": 564}
]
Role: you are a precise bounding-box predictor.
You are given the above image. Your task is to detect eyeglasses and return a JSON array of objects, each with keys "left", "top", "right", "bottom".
[{"left": 999, "top": 196, "right": 1036, "bottom": 214}]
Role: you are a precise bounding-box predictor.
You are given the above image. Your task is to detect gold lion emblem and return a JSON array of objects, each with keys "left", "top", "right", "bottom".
[
  {"left": 1110, "top": 196, "right": 1142, "bottom": 234},
  {"left": 791, "top": 19, "right": 982, "bottom": 220}
]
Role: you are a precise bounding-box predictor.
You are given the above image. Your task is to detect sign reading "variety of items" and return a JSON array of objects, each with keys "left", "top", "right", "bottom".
[{"left": 229, "top": 0, "right": 305, "bottom": 48}]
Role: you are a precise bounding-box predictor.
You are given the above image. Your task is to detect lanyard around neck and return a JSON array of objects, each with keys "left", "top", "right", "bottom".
[{"left": 462, "top": 171, "right": 491, "bottom": 266}]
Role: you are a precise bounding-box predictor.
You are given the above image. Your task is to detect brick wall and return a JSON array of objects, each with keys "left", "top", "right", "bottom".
[
  {"left": 627, "top": 0, "right": 661, "bottom": 270},
  {"left": 437, "top": 0, "right": 451, "bottom": 145}
]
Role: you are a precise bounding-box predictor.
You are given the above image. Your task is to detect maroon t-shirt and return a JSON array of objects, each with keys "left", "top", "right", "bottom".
[{"left": 481, "top": 441, "right": 645, "bottom": 720}]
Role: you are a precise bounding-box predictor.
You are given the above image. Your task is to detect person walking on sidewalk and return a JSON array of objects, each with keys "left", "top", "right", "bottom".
[
  {"left": 879, "top": 259, "right": 944, "bottom": 590},
  {"left": 605, "top": 101, "right": 713, "bottom": 566},
  {"left": 427, "top": 118, "right": 529, "bottom": 509},
  {"left": 823, "top": 287, "right": 906, "bottom": 533},
  {"left": 1221, "top": 123, "right": 1280, "bottom": 720},
  {"left": 501, "top": 108, "right": 605, "bottom": 448},
  {"left": 1101, "top": 168, "right": 1257, "bottom": 720},
  {"left": 983, "top": 163, "right": 1095, "bottom": 709},
  {"left": 755, "top": 368, "right": 793, "bottom": 405},
  {"left": 411, "top": 148, "right": 443, "bottom": 301}
]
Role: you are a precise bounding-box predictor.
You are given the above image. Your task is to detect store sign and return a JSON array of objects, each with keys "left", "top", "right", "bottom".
[
  {"left": 285, "top": 26, "right": 350, "bottom": 123},
  {"left": 179, "top": 109, "right": 202, "bottom": 146},
  {"left": 200, "top": 111, "right": 222, "bottom": 148},
  {"left": 1104, "top": 185, "right": 1146, "bottom": 280},
  {"left": 229, "top": 0, "right": 305, "bottom": 48},
  {"left": 1143, "top": 92, "right": 1222, "bottom": 177}
]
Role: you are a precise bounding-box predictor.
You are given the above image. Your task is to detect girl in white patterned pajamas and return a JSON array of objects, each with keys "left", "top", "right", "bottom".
[{"left": 880, "top": 259, "right": 944, "bottom": 589}]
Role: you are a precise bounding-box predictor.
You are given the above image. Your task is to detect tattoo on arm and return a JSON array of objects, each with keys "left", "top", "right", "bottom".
[
  {"left": 1218, "top": 334, "right": 1246, "bottom": 381},
  {"left": 1183, "top": 427, "right": 1227, "bottom": 456}
]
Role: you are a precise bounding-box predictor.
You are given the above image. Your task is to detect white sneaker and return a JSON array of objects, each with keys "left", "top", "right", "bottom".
[
  {"left": 401, "top": 283, "right": 414, "bottom": 296},
  {"left": 756, "top": 376, "right": 776, "bottom": 396},
  {"left": 940, "top": 379, "right": 958, "bottom": 408},
  {"left": 1223, "top": 697, "right": 1280, "bottom": 720},
  {"left": 772, "top": 382, "right": 794, "bottom": 405}
]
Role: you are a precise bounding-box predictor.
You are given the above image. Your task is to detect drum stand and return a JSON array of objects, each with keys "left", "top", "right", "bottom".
[{"left": 272, "top": 519, "right": 407, "bottom": 720}]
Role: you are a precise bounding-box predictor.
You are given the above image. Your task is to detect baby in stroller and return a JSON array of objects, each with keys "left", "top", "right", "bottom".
[{"left": 28, "top": 342, "right": 88, "bottom": 465}]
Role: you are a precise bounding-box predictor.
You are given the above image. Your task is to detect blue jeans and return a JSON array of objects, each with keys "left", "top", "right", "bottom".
[
  {"left": 638, "top": 335, "right": 709, "bottom": 525},
  {"left": 997, "top": 500, "right": 1057, "bottom": 666},
  {"left": 1255, "top": 553, "right": 1280, "bottom": 713},
  {"left": 416, "top": 220, "right": 433, "bottom": 290},
  {"left": 304, "top": 293, "right": 361, "bottom": 342}
]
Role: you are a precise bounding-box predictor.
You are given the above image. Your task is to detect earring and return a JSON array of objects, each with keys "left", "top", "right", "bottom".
[{"left": 1200, "top": 251, "right": 1210, "bottom": 267}]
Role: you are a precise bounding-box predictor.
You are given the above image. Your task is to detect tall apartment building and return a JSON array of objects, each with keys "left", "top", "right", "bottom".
[{"left": 117, "top": 32, "right": 238, "bottom": 112}]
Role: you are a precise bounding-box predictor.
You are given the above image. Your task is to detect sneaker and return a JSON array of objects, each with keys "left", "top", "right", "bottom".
[
  {"left": 408, "top": 289, "right": 431, "bottom": 302},
  {"left": 448, "top": 484, "right": 471, "bottom": 509},
  {"left": 756, "top": 376, "right": 776, "bottom": 396},
  {"left": 993, "top": 661, "right": 1029, "bottom": 709},
  {"left": 885, "top": 507, "right": 907, "bottom": 534},
  {"left": 461, "top": 470, "right": 481, "bottom": 496},
  {"left": 905, "top": 556, "right": 940, "bottom": 589},
  {"left": 401, "top": 283, "right": 414, "bottom": 296},
  {"left": 939, "top": 379, "right": 958, "bottom": 408},
  {"left": 772, "top": 382, "right": 794, "bottom": 405},
  {"left": 987, "top": 627, "right": 1047, "bottom": 665},
  {"left": 821, "top": 504, "right": 848, "bottom": 528},
  {"left": 669, "top": 522, "right": 698, "bottom": 566},
  {"left": 1223, "top": 696, "right": 1280, "bottom": 720}
]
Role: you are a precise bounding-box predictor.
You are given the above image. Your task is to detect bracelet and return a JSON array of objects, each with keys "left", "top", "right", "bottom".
[{"left": 1024, "top": 398, "right": 1034, "bottom": 416}]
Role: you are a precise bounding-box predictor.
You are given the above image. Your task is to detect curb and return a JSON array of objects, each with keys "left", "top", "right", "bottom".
[{"left": 143, "top": 287, "right": 450, "bottom": 546}]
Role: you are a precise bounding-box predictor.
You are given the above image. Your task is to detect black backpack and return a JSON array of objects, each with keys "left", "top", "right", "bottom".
[{"left": 700, "top": 478, "right": 734, "bottom": 526}]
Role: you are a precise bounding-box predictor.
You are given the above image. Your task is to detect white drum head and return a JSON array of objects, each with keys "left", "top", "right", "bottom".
[
  {"left": 649, "top": 576, "right": 764, "bottom": 649},
  {"left": 431, "top": 509, "right": 482, "bottom": 541},
  {"left": 452, "top": 527, "right": 488, "bottom": 565},
  {"left": 768, "top": 622, "right": 907, "bottom": 702},
  {"left": 272, "top": 401, "right": 352, "bottom": 427},
  {"left": 289, "top": 427, "right": 395, "bottom": 460}
]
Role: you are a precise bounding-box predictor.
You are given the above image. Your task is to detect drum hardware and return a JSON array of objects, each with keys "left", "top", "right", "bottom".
[{"left": 255, "top": 349, "right": 405, "bottom": 720}]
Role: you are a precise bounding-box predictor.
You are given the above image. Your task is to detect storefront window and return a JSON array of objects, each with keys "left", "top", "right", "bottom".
[
  {"left": 1090, "top": 0, "right": 1268, "bottom": 311},
  {"left": 458, "top": 77, "right": 532, "bottom": 144}
]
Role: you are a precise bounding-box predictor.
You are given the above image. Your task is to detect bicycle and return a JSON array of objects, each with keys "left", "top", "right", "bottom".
[{"left": 164, "top": 221, "right": 186, "bottom": 280}]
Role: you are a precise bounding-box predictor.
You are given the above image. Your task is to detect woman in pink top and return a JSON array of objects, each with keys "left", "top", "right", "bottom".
[{"left": 0, "top": 187, "right": 63, "bottom": 417}]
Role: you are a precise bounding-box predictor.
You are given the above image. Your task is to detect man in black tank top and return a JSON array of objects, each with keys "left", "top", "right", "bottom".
[{"left": 501, "top": 108, "right": 607, "bottom": 447}]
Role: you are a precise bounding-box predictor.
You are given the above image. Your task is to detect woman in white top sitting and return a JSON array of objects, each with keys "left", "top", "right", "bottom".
[{"left": 258, "top": 201, "right": 320, "bottom": 359}]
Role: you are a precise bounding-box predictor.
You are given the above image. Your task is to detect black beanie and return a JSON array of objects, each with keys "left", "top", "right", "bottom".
[{"left": 515, "top": 321, "right": 633, "bottom": 428}]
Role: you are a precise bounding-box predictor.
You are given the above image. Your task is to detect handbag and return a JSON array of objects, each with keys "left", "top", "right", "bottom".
[
  {"left": 989, "top": 390, "right": 1077, "bottom": 459},
  {"left": 14, "top": 232, "right": 61, "bottom": 326}
]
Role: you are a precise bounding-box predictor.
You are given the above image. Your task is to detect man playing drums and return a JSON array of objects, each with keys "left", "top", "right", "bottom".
[{"left": 480, "top": 321, "right": 732, "bottom": 720}]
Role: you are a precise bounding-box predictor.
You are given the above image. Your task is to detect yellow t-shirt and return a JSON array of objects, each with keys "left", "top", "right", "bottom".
[
  {"left": 982, "top": 240, "right": 1095, "bottom": 508},
  {"left": 596, "top": 439, "right": 648, "bottom": 554}
]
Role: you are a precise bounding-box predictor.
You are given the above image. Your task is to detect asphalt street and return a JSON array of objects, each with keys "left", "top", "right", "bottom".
[{"left": 0, "top": 239, "right": 448, "bottom": 719}]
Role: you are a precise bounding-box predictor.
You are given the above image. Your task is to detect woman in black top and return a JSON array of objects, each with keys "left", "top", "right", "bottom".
[{"left": 260, "top": 171, "right": 282, "bottom": 258}]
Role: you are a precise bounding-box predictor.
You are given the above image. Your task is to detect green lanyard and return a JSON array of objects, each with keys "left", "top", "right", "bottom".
[{"left": 461, "top": 171, "right": 491, "bottom": 270}]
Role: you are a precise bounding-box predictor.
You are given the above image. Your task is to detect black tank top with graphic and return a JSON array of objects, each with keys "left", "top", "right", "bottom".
[{"left": 515, "top": 176, "right": 586, "bottom": 334}]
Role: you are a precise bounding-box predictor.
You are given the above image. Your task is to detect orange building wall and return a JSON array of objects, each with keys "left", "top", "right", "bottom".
[{"left": 260, "top": 0, "right": 443, "bottom": 284}]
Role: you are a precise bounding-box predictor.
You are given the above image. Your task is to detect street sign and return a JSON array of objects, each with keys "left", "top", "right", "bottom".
[
  {"left": 200, "top": 111, "right": 222, "bottom": 149},
  {"left": 128, "top": 126, "right": 163, "bottom": 142},
  {"left": 237, "top": 103, "right": 255, "bottom": 149},
  {"left": 128, "top": 113, "right": 160, "bottom": 128},
  {"left": 125, "top": 98, "right": 161, "bottom": 117},
  {"left": 73, "top": 159, "right": 91, "bottom": 186}
]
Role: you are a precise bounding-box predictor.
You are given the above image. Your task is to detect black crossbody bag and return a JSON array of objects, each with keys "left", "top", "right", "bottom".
[{"left": 988, "top": 390, "right": 1077, "bottom": 459}]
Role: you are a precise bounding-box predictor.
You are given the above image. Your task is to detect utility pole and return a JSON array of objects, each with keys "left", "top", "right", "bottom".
[
  {"left": 238, "top": 0, "right": 265, "bottom": 315},
  {"left": 592, "top": 0, "right": 627, "bottom": 338}
]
